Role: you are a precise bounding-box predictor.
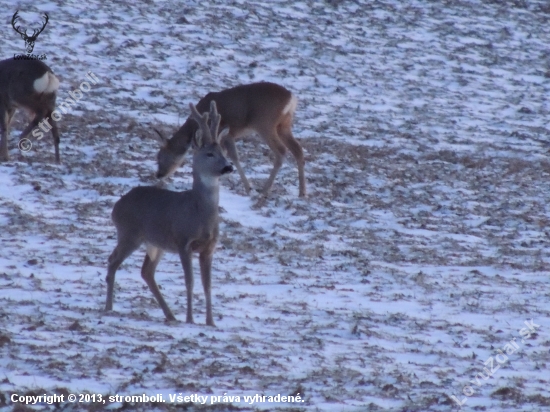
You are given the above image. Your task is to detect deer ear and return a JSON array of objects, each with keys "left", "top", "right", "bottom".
[
  {"left": 217, "top": 128, "right": 229, "bottom": 144},
  {"left": 153, "top": 128, "right": 168, "bottom": 147},
  {"left": 193, "top": 130, "right": 203, "bottom": 148}
]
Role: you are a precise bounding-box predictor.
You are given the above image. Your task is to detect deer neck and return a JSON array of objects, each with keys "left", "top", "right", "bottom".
[
  {"left": 192, "top": 173, "right": 220, "bottom": 206},
  {"left": 171, "top": 119, "right": 197, "bottom": 154}
]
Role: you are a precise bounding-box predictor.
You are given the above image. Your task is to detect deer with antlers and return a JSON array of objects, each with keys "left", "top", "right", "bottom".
[
  {"left": 154, "top": 82, "right": 306, "bottom": 197},
  {"left": 11, "top": 11, "right": 49, "bottom": 54},
  {"left": 105, "top": 101, "right": 234, "bottom": 326}
]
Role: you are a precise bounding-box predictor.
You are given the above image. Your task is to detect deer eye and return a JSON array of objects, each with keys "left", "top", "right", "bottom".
[{"left": 206, "top": 153, "right": 214, "bottom": 157}]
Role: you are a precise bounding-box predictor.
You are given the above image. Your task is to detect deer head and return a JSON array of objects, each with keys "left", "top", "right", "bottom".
[{"left": 11, "top": 11, "right": 49, "bottom": 54}]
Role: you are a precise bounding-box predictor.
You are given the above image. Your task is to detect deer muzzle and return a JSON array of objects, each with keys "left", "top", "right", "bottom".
[{"left": 221, "top": 165, "right": 234, "bottom": 175}]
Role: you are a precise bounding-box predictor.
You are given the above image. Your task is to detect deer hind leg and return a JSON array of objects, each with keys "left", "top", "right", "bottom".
[
  {"left": 105, "top": 238, "right": 140, "bottom": 311},
  {"left": 48, "top": 111, "right": 60, "bottom": 163},
  {"left": 259, "top": 128, "right": 287, "bottom": 196},
  {"left": 141, "top": 246, "right": 175, "bottom": 321},
  {"left": 43, "top": 93, "right": 60, "bottom": 163},
  {"left": 18, "top": 110, "right": 45, "bottom": 141},
  {"left": 278, "top": 122, "right": 306, "bottom": 197}
]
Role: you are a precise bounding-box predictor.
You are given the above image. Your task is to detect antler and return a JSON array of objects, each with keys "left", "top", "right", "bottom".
[
  {"left": 31, "top": 13, "right": 49, "bottom": 38},
  {"left": 11, "top": 11, "right": 27, "bottom": 37},
  {"left": 207, "top": 101, "right": 221, "bottom": 142},
  {"left": 189, "top": 101, "right": 220, "bottom": 145}
]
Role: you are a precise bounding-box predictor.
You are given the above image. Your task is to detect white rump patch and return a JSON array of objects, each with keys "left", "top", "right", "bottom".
[
  {"left": 218, "top": 128, "right": 230, "bottom": 140},
  {"left": 282, "top": 94, "right": 298, "bottom": 115},
  {"left": 33, "top": 72, "right": 60, "bottom": 94}
]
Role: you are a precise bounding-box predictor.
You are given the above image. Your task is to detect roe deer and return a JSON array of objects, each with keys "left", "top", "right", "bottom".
[
  {"left": 105, "top": 101, "right": 233, "bottom": 326},
  {"left": 154, "top": 82, "right": 306, "bottom": 197},
  {"left": 0, "top": 58, "right": 60, "bottom": 162}
]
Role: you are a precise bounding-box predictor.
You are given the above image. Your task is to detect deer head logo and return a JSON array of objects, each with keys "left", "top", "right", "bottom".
[{"left": 11, "top": 11, "right": 49, "bottom": 54}]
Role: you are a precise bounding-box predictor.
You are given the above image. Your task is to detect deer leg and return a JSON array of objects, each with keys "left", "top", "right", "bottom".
[
  {"left": 141, "top": 246, "right": 175, "bottom": 321},
  {"left": 105, "top": 239, "right": 140, "bottom": 311},
  {"left": 221, "top": 133, "right": 251, "bottom": 194},
  {"left": 18, "top": 113, "right": 44, "bottom": 141},
  {"left": 178, "top": 245, "right": 195, "bottom": 324},
  {"left": 48, "top": 112, "right": 60, "bottom": 163},
  {"left": 0, "top": 109, "right": 8, "bottom": 161},
  {"left": 7, "top": 108, "right": 16, "bottom": 125},
  {"left": 278, "top": 125, "right": 306, "bottom": 197},
  {"left": 260, "top": 130, "right": 287, "bottom": 196},
  {"left": 199, "top": 250, "right": 215, "bottom": 326}
]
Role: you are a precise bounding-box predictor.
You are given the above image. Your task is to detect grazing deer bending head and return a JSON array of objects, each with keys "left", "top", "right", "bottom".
[
  {"left": 11, "top": 11, "right": 49, "bottom": 54},
  {"left": 154, "top": 82, "right": 306, "bottom": 197},
  {"left": 105, "top": 101, "right": 233, "bottom": 326},
  {"left": 0, "top": 58, "right": 60, "bottom": 162}
]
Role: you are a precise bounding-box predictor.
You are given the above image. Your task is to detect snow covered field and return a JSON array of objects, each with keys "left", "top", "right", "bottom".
[{"left": 0, "top": 0, "right": 549, "bottom": 410}]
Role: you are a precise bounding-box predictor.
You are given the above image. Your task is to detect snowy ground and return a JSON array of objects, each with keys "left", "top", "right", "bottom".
[{"left": 1, "top": 0, "right": 549, "bottom": 411}]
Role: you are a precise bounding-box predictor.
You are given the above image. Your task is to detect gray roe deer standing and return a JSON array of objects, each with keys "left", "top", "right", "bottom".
[
  {"left": 0, "top": 58, "right": 60, "bottom": 162},
  {"left": 155, "top": 82, "right": 306, "bottom": 197},
  {"left": 105, "top": 101, "right": 234, "bottom": 326}
]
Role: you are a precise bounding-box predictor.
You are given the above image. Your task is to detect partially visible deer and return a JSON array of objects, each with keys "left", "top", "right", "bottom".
[
  {"left": 105, "top": 101, "right": 234, "bottom": 326},
  {"left": 0, "top": 58, "right": 60, "bottom": 162},
  {"left": 154, "top": 82, "right": 306, "bottom": 197}
]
